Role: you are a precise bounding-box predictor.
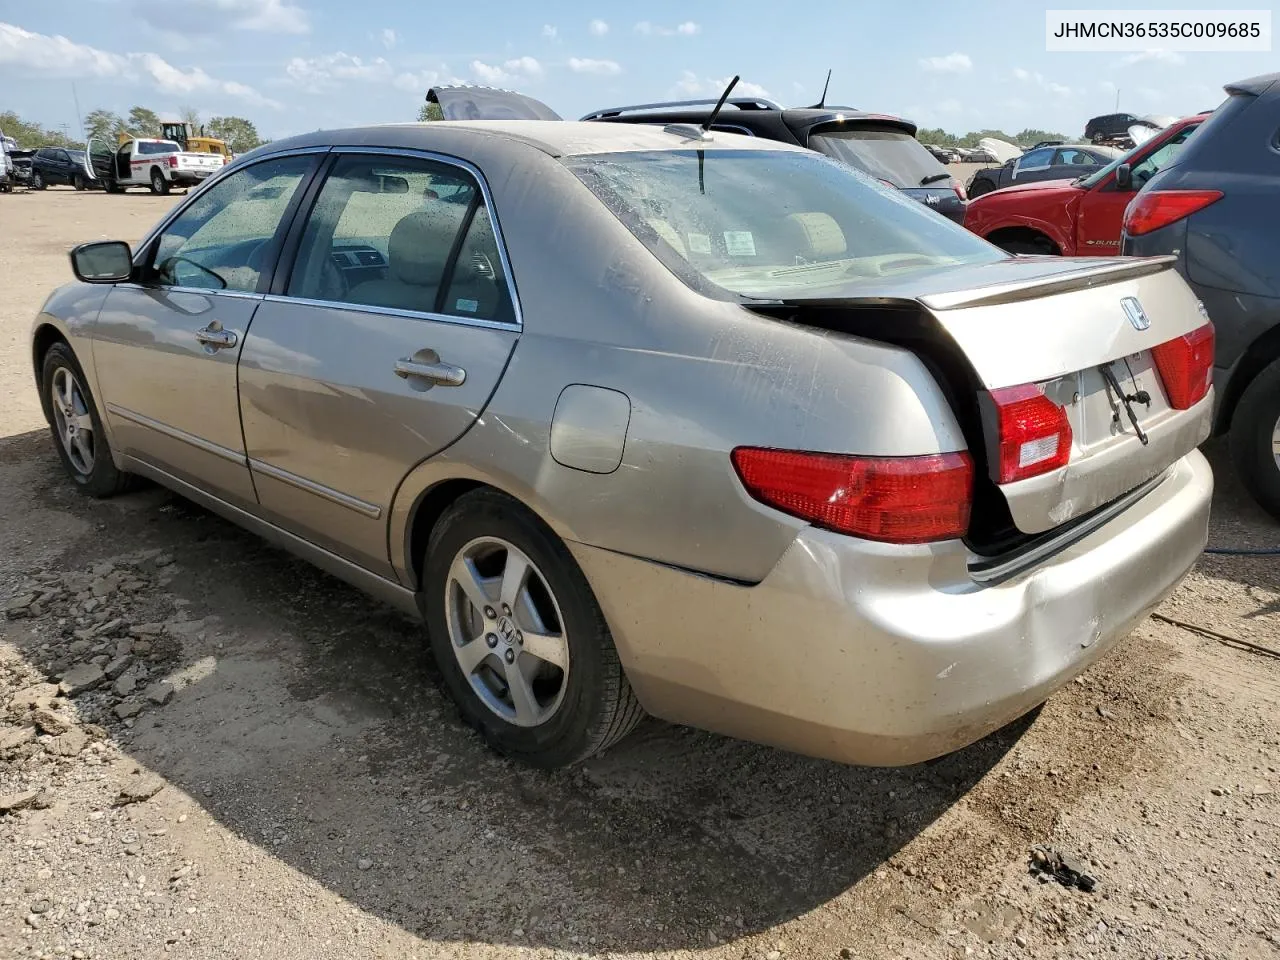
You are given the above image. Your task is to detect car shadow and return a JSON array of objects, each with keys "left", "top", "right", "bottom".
[{"left": 0, "top": 428, "right": 1043, "bottom": 951}]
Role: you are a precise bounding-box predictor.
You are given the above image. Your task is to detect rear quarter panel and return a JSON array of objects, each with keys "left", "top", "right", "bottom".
[{"left": 389, "top": 144, "right": 967, "bottom": 586}]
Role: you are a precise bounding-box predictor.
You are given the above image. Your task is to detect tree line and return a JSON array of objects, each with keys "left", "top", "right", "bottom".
[
  {"left": 0, "top": 106, "right": 267, "bottom": 154},
  {"left": 916, "top": 127, "right": 1070, "bottom": 148}
]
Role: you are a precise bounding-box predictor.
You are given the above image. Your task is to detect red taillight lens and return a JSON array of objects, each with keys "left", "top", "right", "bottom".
[
  {"left": 953, "top": 182, "right": 968, "bottom": 201},
  {"left": 989, "top": 385, "right": 1073, "bottom": 484},
  {"left": 168, "top": 155, "right": 178, "bottom": 169},
  {"left": 1152, "top": 323, "right": 1214, "bottom": 409},
  {"left": 730, "top": 448, "right": 972, "bottom": 544},
  {"left": 1123, "top": 190, "right": 1222, "bottom": 237}
]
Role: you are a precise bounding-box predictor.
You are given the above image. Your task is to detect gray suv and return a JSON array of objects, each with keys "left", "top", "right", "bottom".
[{"left": 1122, "top": 72, "right": 1280, "bottom": 518}]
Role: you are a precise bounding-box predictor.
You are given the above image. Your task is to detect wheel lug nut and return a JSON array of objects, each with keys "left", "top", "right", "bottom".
[
  {"left": 503, "top": 649, "right": 515, "bottom": 664},
  {"left": 516, "top": 631, "right": 523, "bottom": 644},
  {"left": 484, "top": 606, "right": 496, "bottom": 619},
  {"left": 501, "top": 603, "right": 511, "bottom": 616},
  {"left": 485, "top": 634, "right": 498, "bottom": 648}
]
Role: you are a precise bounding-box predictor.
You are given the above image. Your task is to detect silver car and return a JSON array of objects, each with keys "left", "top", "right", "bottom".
[{"left": 31, "top": 120, "right": 1214, "bottom": 768}]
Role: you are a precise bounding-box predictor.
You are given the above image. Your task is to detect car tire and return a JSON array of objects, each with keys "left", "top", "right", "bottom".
[
  {"left": 31, "top": 171, "right": 45, "bottom": 190},
  {"left": 1000, "top": 236, "right": 1058, "bottom": 256},
  {"left": 73, "top": 174, "right": 86, "bottom": 191},
  {"left": 1229, "top": 359, "right": 1280, "bottom": 521},
  {"left": 150, "top": 169, "right": 170, "bottom": 195},
  {"left": 968, "top": 178, "right": 997, "bottom": 198},
  {"left": 423, "top": 488, "right": 644, "bottom": 767},
  {"left": 39, "top": 342, "right": 136, "bottom": 499},
  {"left": 105, "top": 179, "right": 123, "bottom": 194}
]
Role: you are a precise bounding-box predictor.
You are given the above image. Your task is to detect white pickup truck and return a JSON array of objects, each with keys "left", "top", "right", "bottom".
[{"left": 83, "top": 137, "right": 225, "bottom": 195}]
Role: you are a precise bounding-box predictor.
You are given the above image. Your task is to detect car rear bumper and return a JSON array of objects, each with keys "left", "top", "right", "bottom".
[{"left": 573, "top": 449, "right": 1211, "bottom": 766}]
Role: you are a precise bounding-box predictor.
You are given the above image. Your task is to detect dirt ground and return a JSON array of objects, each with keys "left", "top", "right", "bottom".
[{"left": 1, "top": 186, "right": 1278, "bottom": 960}]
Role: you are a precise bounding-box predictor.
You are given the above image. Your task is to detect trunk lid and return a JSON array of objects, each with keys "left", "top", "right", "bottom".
[{"left": 767, "top": 255, "right": 1213, "bottom": 536}]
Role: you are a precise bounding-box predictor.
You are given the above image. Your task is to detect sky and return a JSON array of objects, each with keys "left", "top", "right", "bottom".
[{"left": 1, "top": 0, "right": 1275, "bottom": 142}]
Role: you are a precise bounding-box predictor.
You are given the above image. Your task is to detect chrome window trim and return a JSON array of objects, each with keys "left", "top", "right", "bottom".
[
  {"left": 106, "top": 403, "right": 247, "bottom": 466},
  {"left": 114, "top": 283, "right": 264, "bottom": 302},
  {"left": 318, "top": 146, "right": 523, "bottom": 328},
  {"left": 260, "top": 294, "right": 519, "bottom": 333},
  {"left": 130, "top": 147, "right": 333, "bottom": 267},
  {"left": 249, "top": 458, "right": 382, "bottom": 519}
]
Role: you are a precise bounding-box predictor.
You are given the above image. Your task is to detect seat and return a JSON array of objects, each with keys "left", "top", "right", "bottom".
[
  {"left": 784, "top": 212, "right": 847, "bottom": 259},
  {"left": 347, "top": 206, "right": 466, "bottom": 313}
]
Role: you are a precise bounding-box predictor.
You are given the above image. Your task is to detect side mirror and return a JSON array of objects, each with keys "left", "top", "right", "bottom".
[
  {"left": 70, "top": 241, "right": 132, "bottom": 283},
  {"left": 1115, "top": 163, "right": 1133, "bottom": 190}
]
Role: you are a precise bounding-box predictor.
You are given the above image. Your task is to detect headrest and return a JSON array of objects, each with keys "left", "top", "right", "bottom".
[
  {"left": 785, "top": 213, "right": 847, "bottom": 258},
  {"left": 388, "top": 208, "right": 466, "bottom": 285}
]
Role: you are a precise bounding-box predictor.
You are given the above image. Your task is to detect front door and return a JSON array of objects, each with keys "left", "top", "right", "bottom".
[
  {"left": 93, "top": 154, "right": 319, "bottom": 508},
  {"left": 84, "top": 137, "right": 114, "bottom": 185},
  {"left": 238, "top": 151, "right": 520, "bottom": 576}
]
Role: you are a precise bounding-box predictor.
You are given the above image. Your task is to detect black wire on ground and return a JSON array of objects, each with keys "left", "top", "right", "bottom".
[
  {"left": 1152, "top": 612, "right": 1280, "bottom": 660},
  {"left": 1203, "top": 546, "right": 1280, "bottom": 555}
]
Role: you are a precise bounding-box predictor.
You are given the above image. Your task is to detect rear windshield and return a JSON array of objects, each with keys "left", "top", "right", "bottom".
[
  {"left": 566, "top": 149, "right": 1002, "bottom": 301},
  {"left": 138, "top": 141, "right": 180, "bottom": 155},
  {"left": 807, "top": 129, "right": 951, "bottom": 188}
]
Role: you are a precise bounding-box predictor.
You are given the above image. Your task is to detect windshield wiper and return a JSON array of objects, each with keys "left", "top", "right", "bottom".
[
  {"left": 920, "top": 173, "right": 951, "bottom": 186},
  {"left": 1099, "top": 363, "right": 1150, "bottom": 446}
]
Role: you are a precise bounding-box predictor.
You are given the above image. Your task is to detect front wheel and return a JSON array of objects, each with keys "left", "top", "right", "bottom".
[
  {"left": 40, "top": 343, "right": 135, "bottom": 498},
  {"left": 31, "top": 171, "right": 45, "bottom": 190},
  {"left": 1229, "top": 359, "right": 1280, "bottom": 521},
  {"left": 150, "top": 169, "right": 170, "bottom": 195},
  {"left": 423, "top": 489, "right": 644, "bottom": 767},
  {"left": 968, "top": 178, "right": 997, "bottom": 198},
  {"left": 73, "top": 174, "right": 86, "bottom": 191}
]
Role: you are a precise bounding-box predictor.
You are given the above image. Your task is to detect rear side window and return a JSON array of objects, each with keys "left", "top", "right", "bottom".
[
  {"left": 807, "top": 128, "right": 949, "bottom": 188},
  {"left": 286, "top": 154, "right": 515, "bottom": 323},
  {"left": 138, "top": 141, "right": 180, "bottom": 156}
]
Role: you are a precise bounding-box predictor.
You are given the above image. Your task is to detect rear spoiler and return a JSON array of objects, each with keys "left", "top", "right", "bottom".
[
  {"left": 1224, "top": 72, "right": 1279, "bottom": 97},
  {"left": 425, "top": 85, "right": 562, "bottom": 121}
]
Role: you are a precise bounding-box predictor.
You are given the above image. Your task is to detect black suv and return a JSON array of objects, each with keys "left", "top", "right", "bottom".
[
  {"left": 30, "top": 146, "right": 88, "bottom": 190},
  {"left": 1121, "top": 72, "right": 1280, "bottom": 517},
  {"left": 1084, "top": 113, "right": 1142, "bottom": 144},
  {"left": 579, "top": 97, "right": 968, "bottom": 224}
]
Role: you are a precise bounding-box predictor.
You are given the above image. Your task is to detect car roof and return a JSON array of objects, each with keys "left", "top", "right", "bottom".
[{"left": 260, "top": 120, "right": 811, "bottom": 159}]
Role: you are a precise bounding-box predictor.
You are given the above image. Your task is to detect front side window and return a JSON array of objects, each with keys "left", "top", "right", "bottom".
[
  {"left": 808, "top": 128, "right": 949, "bottom": 188},
  {"left": 286, "top": 154, "right": 514, "bottom": 323},
  {"left": 1018, "top": 148, "right": 1055, "bottom": 168},
  {"left": 151, "top": 155, "right": 313, "bottom": 292},
  {"left": 566, "top": 149, "right": 1002, "bottom": 301},
  {"left": 1130, "top": 125, "right": 1201, "bottom": 186},
  {"left": 1054, "top": 148, "right": 1095, "bottom": 166},
  {"left": 138, "top": 141, "right": 181, "bottom": 156}
]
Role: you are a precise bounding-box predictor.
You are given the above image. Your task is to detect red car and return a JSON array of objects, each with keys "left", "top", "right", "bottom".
[{"left": 963, "top": 116, "right": 1204, "bottom": 255}]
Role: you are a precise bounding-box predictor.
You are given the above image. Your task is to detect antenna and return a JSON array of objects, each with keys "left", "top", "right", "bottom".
[
  {"left": 701, "top": 75, "right": 740, "bottom": 133},
  {"left": 811, "top": 69, "right": 832, "bottom": 109}
]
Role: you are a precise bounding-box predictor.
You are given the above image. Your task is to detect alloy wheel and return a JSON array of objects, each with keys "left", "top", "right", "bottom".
[
  {"left": 1272, "top": 415, "right": 1280, "bottom": 473},
  {"left": 444, "top": 536, "right": 570, "bottom": 727},
  {"left": 49, "top": 367, "right": 95, "bottom": 475}
]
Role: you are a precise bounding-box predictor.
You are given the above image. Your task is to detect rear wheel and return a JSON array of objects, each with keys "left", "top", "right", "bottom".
[
  {"left": 150, "top": 169, "right": 170, "bottom": 195},
  {"left": 40, "top": 343, "right": 135, "bottom": 498},
  {"left": 31, "top": 171, "right": 45, "bottom": 190},
  {"left": 1229, "top": 359, "right": 1280, "bottom": 521},
  {"left": 968, "top": 178, "right": 997, "bottom": 198},
  {"left": 105, "top": 179, "right": 123, "bottom": 194},
  {"left": 73, "top": 174, "right": 86, "bottom": 191},
  {"left": 423, "top": 489, "right": 644, "bottom": 767}
]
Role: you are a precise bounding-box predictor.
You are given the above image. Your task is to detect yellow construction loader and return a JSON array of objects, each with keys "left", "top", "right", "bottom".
[{"left": 117, "top": 120, "right": 232, "bottom": 161}]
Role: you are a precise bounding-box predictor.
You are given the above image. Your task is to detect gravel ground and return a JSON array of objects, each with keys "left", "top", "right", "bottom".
[{"left": 1, "top": 186, "right": 1278, "bottom": 960}]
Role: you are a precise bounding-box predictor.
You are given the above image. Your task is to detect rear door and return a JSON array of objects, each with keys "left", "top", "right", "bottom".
[{"left": 238, "top": 150, "right": 520, "bottom": 577}]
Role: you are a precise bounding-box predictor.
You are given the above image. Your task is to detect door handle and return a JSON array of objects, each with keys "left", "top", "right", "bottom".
[
  {"left": 394, "top": 358, "right": 467, "bottom": 387},
  {"left": 195, "top": 323, "right": 237, "bottom": 349}
]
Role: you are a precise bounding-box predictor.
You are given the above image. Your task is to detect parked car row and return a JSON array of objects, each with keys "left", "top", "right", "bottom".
[{"left": 30, "top": 80, "right": 1218, "bottom": 771}]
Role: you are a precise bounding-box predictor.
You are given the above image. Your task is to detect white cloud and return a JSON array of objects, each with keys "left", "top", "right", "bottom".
[
  {"left": 469, "top": 56, "right": 543, "bottom": 86},
  {"left": 132, "top": 0, "right": 308, "bottom": 35},
  {"left": 0, "top": 21, "right": 279, "bottom": 106},
  {"left": 919, "top": 52, "right": 972, "bottom": 73},
  {"left": 636, "top": 21, "right": 702, "bottom": 37},
  {"left": 568, "top": 57, "right": 621, "bottom": 75},
  {"left": 1117, "top": 49, "right": 1186, "bottom": 67},
  {"left": 1010, "top": 67, "right": 1074, "bottom": 98},
  {"left": 380, "top": 28, "right": 396, "bottom": 49},
  {"left": 673, "top": 71, "right": 770, "bottom": 99},
  {"left": 541, "top": 24, "right": 558, "bottom": 40},
  {"left": 285, "top": 52, "right": 393, "bottom": 91},
  {"left": 589, "top": 19, "right": 609, "bottom": 36}
]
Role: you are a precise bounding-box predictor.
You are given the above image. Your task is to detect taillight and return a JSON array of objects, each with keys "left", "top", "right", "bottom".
[
  {"left": 953, "top": 182, "right": 967, "bottom": 201},
  {"left": 988, "top": 385, "right": 1072, "bottom": 484},
  {"left": 167, "top": 155, "right": 178, "bottom": 169},
  {"left": 730, "top": 448, "right": 972, "bottom": 544},
  {"left": 1123, "top": 189, "right": 1222, "bottom": 236},
  {"left": 1152, "top": 323, "right": 1214, "bottom": 409}
]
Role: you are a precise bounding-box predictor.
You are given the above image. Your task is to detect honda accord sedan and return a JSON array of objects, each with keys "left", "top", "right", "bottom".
[{"left": 31, "top": 120, "right": 1213, "bottom": 768}]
